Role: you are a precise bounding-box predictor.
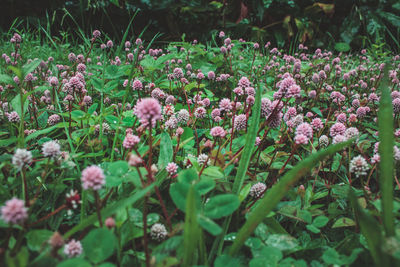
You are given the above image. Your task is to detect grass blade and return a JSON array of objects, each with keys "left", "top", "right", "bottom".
[
  {"left": 208, "top": 81, "right": 262, "bottom": 261},
  {"left": 348, "top": 189, "right": 388, "bottom": 266},
  {"left": 183, "top": 186, "right": 201, "bottom": 266},
  {"left": 378, "top": 64, "right": 395, "bottom": 237},
  {"left": 229, "top": 139, "right": 353, "bottom": 255},
  {"left": 232, "top": 82, "right": 262, "bottom": 194}
]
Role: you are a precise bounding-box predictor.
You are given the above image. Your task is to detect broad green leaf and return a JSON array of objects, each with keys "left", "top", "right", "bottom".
[
  {"left": 82, "top": 228, "right": 117, "bottom": 264},
  {"left": 332, "top": 217, "right": 356, "bottom": 228},
  {"left": 183, "top": 186, "right": 201, "bottom": 266},
  {"left": 312, "top": 216, "right": 329, "bottom": 228},
  {"left": 204, "top": 194, "right": 240, "bottom": 219},
  {"left": 157, "top": 132, "right": 173, "bottom": 169},
  {"left": 26, "top": 230, "right": 53, "bottom": 251},
  {"left": 57, "top": 258, "right": 91, "bottom": 267},
  {"left": 197, "top": 214, "right": 222, "bottom": 236},
  {"left": 22, "top": 58, "right": 41, "bottom": 78}
]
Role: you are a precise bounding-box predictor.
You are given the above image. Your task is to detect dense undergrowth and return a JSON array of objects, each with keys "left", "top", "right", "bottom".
[{"left": 0, "top": 30, "right": 399, "bottom": 266}]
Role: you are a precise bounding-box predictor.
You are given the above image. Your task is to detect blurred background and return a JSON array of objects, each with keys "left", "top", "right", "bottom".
[{"left": 1, "top": 0, "right": 399, "bottom": 52}]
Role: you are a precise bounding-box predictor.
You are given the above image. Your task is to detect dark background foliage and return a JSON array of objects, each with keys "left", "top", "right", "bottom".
[{"left": 1, "top": 0, "right": 400, "bottom": 51}]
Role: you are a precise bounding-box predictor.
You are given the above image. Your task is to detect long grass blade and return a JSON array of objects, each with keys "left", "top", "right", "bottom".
[
  {"left": 348, "top": 189, "right": 388, "bottom": 266},
  {"left": 229, "top": 139, "right": 353, "bottom": 255},
  {"left": 183, "top": 186, "right": 200, "bottom": 266},
  {"left": 378, "top": 64, "right": 395, "bottom": 237}
]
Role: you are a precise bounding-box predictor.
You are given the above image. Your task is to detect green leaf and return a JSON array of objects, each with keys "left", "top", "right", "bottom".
[
  {"left": 322, "top": 247, "right": 363, "bottom": 266},
  {"left": 88, "top": 103, "right": 98, "bottom": 115},
  {"left": 334, "top": 42, "right": 351, "bottom": 52},
  {"left": 82, "top": 228, "right": 117, "bottom": 264},
  {"left": 202, "top": 166, "right": 224, "bottom": 179},
  {"left": 194, "top": 177, "right": 216, "bottom": 195},
  {"left": 57, "top": 258, "right": 92, "bottom": 267},
  {"left": 312, "top": 216, "right": 329, "bottom": 228},
  {"left": 11, "top": 94, "right": 28, "bottom": 118},
  {"left": 5, "top": 246, "right": 28, "bottom": 267},
  {"left": 197, "top": 214, "right": 222, "bottom": 236},
  {"left": 105, "top": 65, "right": 124, "bottom": 79},
  {"left": 157, "top": 132, "right": 173, "bottom": 169},
  {"left": 306, "top": 224, "right": 320, "bottom": 234},
  {"left": 22, "top": 59, "right": 41, "bottom": 79},
  {"left": 0, "top": 74, "right": 14, "bottom": 85},
  {"left": 108, "top": 161, "right": 129, "bottom": 176},
  {"left": 26, "top": 229, "right": 53, "bottom": 251},
  {"left": 332, "top": 217, "right": 356, "bottom": 228},
  {"left": 215, "top": 255, "right": 243, "bottom": 267},
  {"left": 37, "top": 111, "right": 49, "bottom": 128},
  {"left": 238, "top": 183, "right": 252, "bottom": 202},
  {"left": 265, "top": 234, "right": 299, "bottom": 251},
  {"left": 204, "top": 194, "right": 240, "bottom": 219}
]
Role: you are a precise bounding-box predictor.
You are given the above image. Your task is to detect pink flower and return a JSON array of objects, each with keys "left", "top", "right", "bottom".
[
  {"left": 1, "top": 197, "right": 28, "bottom": 224},
  {"left": 238, "top": 76, "right": 250, "bottom": 88},
  {"left": 234, "top": 114, "right": 247, "bottom": 130},
  {"left": 81, "top": 165, "right": 105, "bottom": 190},
  {"left": 295, "top": 134, "right": 308, "bottom": 145},
  {"left": 64, "top": 239, "right": 83, "bottom": 258},
  {"left": 330, "top": 122, "right": 346, "bottom": 137},
  {"left": 210, "top": 126, "right": 226, "bottom": 138},
  {"left": 105, "top": 217, "right": 116, "bottom": 229},
  {"left": 123, "top": 134, "right": 140, "bottom": 149},
  {"left": 295, "top": 123, "right": 313, "bottom": 139},
  {"left": 166, "top": 162, "right": 178, "bottom": 176},
  {"left": 135, "top": 98, "right": 162, "bottom": 126}
]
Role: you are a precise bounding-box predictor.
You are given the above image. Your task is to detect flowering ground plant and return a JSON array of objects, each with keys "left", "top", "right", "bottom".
[{"left": 0, "top": 30, "right": 399, "bottom": 266}]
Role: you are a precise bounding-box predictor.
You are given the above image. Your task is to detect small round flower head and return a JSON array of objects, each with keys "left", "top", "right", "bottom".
[
  {"left": 166, "top": 162, "right": 178, "bottom": 176},
  {"left": 93, "top": 30, "right": 101, "bottom": 38},
  {"left": 123, "top": 134, "right": 140, "bottom": 149},
  {"left": 194, "top": 107, "right": 207, "bottom": 119},
  {"left": 350, "top": 155, "right": 369, "bottom": 177},
  {"left": 65, "top": 190, "right": 81, "bottom": 214},
  {"left": 132, "top": 79, "right": 143, "bottom": 91},
  {"left": 219, "top": 98, "right": 232, "bottom": 111},
  {"left": 319, "top": 135, "right": 329, "bottom": 148},
  {"left": 135, "top": 98, "right": 162, "bottom": 125},
  {"left": 12, "top": 148, "right": 32, "bottom": 170},
  {"left": 210, "top": 126, "right": 226, "bottom": 138},
  {"left": 7, "top": 111, "right": 20, "bottom": 123},
  {"left": 150, "top": 223, "right": 168, "bottom": 241},
  {"left": 81, "top": 165, "right": 105, "bottom": 190},
  {"left": 311, "top": 118, "right": 324, "bottom": 130},
  {"left": 295, "top": 134, "right": 308, "bottom": 145},
  {"left": 295, "top": 122, "right": 313, "bottom": 139},
  {"left": 64, "top": 239, "right": 83, "bottom": 258},
  {"left": 105, "top": 217, "right": 116, "bottom": 229},
  {"left": 42, "top": 140, "right": 61, "bottom": 158},
  {"left": 332, "top": 134, "right": 347, "bottom": 144},
  {"left": 177, "top": 109, "right": 190, "bottom": 124},
  {"left": 48, "top": 232, "right": 64, "bottom": 249},
  {"left": 1, "top": 197, "right": 28, "bottom": 224},
  {"left": 176, "top": 127, "right": 184, "bottom": 136},
  {"left": 345, "top": 127, "right": 359, "bottom": 140},
  {"left": 249, "top": 182, "right": 266, "bottom": 198},
  {"left": 197, "top": 154, "right": 210, "bottom": 166},
  {"left": 330, "top": 122, "right": 346, "bottom": 137},
  {"left": 234, "top": 114, "right": 247, "bottom": 130},
  {"left": 128, "top": 154, "right": 143, "bottom": 167},
  {"left": 238, "top": 76, "right": 250, "bottom": 88},
  {"left": 48, "top": 114, "right": 60, "bottom": 125},
  {"left": 165, "top": 116, "right": 178, "bottom": 130}
]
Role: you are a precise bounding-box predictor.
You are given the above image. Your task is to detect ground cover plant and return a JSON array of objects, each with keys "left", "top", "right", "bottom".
[{"left": 0, "top": 29, "right": 399, "bottom": 266}]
